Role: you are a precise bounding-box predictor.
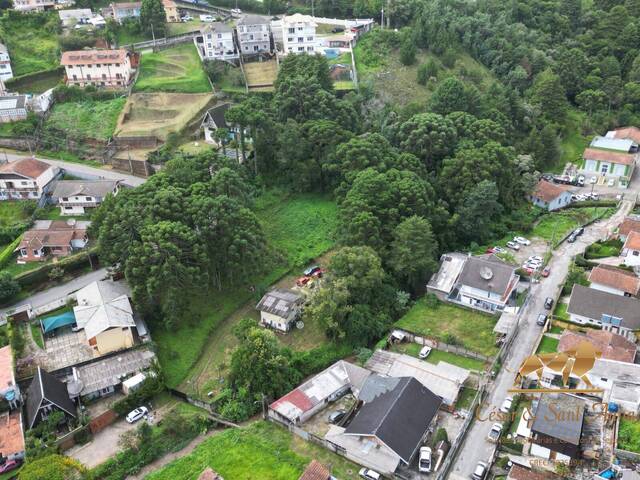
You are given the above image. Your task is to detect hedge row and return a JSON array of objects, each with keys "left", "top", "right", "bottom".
[
  {"left": 15, "top": 250, "right": 97, "bottom": 288},
  {"left": 0, "top": 236, "right": 22, "bottom": 269}
]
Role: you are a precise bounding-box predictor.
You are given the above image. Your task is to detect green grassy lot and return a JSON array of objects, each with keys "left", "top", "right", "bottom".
[
  {"left": 395, "top": 297, "right": 498, "bottom": 357},
  {"left": 45, "top": 98, "right": 126, "bottom": 141},
  {"left": 34, "top": 205, "right": 91, "bottom": 221},
  {"left": 618, "top": 418, "right": 640, "bottom": 453},
  {"left": 0, "top": 12, "right": 61, "bottom": 76},
  {"left": 134, "top": 43, "right": 211, "bottom": 93},
  {"left": 558, "top": 109, "right": 590, "bottom": 173},
  {"left": 549, "top": 325, "right": 564, "bottom": 334},
  {"left": 30, "top": 322, "right": 44, "bottom": 349},
  {"left": 158, "top": 191, "right": 338, "bottom": 389},
  {"left": 5, "top": 68, "right": 62, "bottom": 94},
  {"left": 536, "top": 336, "right": 559, "bottom": 354},
  {"left": 553, "top": 303, "right": 569, "bottom": 321},
  {"left": 585, "top": 238, "right": 623, "bottom": 259},
  {"left": 391, "top": 342, "right": 486, "bottom": 371},
  {"left": 0, "top": 118, "right": 36, "bottom": 138},
  {"left": 146, "top": 421, "right": 361, "bottom": 480},
  {"left": 354, "top": 29, "right": 495, "bottom": 108},
  {"left": 0, "top": 201, "right": 33, "bottom": 226},
  {"left": 457, "top": 387, "right": 478, "bottom": 410}
]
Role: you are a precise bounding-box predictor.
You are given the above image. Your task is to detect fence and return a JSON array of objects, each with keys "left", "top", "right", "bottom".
[
  {"left": 89, "top": 408, "right": 118, "bottom": 434},
  {"left": 33, "top": 297, "right": 71, "bottom": 317},
  {"left": 121, "top": 31, "right": 201, "bottom": 51},
  {"left": 391, "top": 328, "right": 492, "bottom": 364},
  {"left": 167, "top": 388, "right": 240, "bottom": 428}
]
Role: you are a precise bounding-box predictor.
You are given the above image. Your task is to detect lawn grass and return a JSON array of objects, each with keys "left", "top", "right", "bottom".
[
  {"left": 558, "top": 109, "right": 590, "bottom": 174},
  {"left": 395, "top": 297, "right": 498, "bottom": 357},
  {"left": 30, "top": 322, "right": 44, "bottom": 349},
  {"left": 45, "top": 98, "right": 127, "bottom": 141},
  {"left": 536, "top": 336, "right": 559, "bottom": 354},
  {"left": 159, "top": 191, "right": 338, "bottom": 389},
  {"left": 34, "top": 205, "right": 91, "bottom": 221},
  {"left": 134, "top": 43, "right": 211, "bottom": 93},
  {"left": 553, "top": 303, "right": 569, "bottom": 321},
  {"left": 0, "top": 12, "right": 60, "bottom": 76},
  {"left": 618, "top": 418, "right": 640, "bottom": 453},
  {"left": 0, "top": 201, "right": 33, "bottom": 226},
  {"left": 456, "top": 387, "right": 478, "bottom": 410},
  {"left": 390, "top": 342, "right": 486, "bottom": 371},
  {"left": 145, "top": 421, "right": 361, "bottom": 480},
  {"left": 549, "top": 325, "right": 564, "bottom": 335}
]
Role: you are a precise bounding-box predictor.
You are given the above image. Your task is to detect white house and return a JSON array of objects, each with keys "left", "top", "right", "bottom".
[
  {"left": 622, "top": 231, "right": 640, "bottom": 267},
  {"left": 0, "top": 95, "right": 27, "bottom": 123},
  {"left": 0, "top": 43, "right": 13, "bottom": 81},
  {"left": 529, "top": 180, "right": 573, "bottom": 211},
  {"left": 255, "top": 288, "right": 304, "bottom": 332},
  {"left": 582, "top": 146, "right": 637, "bottom": 187},
  {"left": 236, "top": 14, "right": 271, "bottom": 54},
  {"left": 61, "top": 49, "right": 133, "bottom": 88},
  {"left": 11, "top": 0, "right": 55, "bottom": 11},
  {"left": 272, "top": 14, "right": 317, "bottom": 55},
  {"left": 59, "top": 8, "right": 93, "bottom": 27},
  {"left": 0, "top": 158, "right": 58, "bottom": 201},
  {"left": 52, "top": 180, "right": 120, "bottom": 215},
  {"left": 200, "top": 23, "right": 237, "bottom": 60}
]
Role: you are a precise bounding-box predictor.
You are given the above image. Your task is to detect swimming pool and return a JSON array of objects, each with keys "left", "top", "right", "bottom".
[{"left": 324, "top": 48, "right": 340, "bottom": 59}]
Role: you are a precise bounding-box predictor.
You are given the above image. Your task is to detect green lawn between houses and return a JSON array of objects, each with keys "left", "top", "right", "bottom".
[
  {"left": 536, "top": 335, "right": 560, "bottom": 354},
  {"left": 155, "top": 191, "right": 338, "bottom": 389},
  {"left": 44, "top": 98, "right": 127, "bottom": 141},
  {"left": 146, "top": 421, "right": 361, "bottom": 480},
  {"left": 394, "top": 297, "right": 499, "bottom": 357},
  {"left": 134, "top": 43, "right": 211, "bottom": 94},
  {"left": 618, "top": 418, "right": 640, "bottom": 453}
]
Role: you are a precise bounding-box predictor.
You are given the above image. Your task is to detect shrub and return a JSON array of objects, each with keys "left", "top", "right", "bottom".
[
  {"left": 399, "top": 38, "right": 416, "bottom": 66},
  {"left": 7, "top": 319, "right": 25, "bottom": 358},
  {"left": 356, "top": 347, "right": 373, "bottom": 365},
  {"left": 18, "top": 454, "right": 85, "bottom": 480},
  {"left": 441, "top": 48, "right": 457, "bottom": 68},
  {"left": 113, "top": 373, "right": 164, "bottom": 417},
  {"left": 48, "top": 266, "right": 64, "bottom": 281},
  {"left": 0, "top": 272, "right": 20, "bottom": 302},
  {"left": 433, "top": 427, "right": 448, "bottom": 445}
]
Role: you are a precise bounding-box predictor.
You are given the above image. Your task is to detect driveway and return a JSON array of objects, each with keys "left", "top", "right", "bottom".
[
  {"left": 1, "top": 152, "right": 147, "bottom": 187},
  {"left": 448, "top": 200, "right": 634, "bottom": 480},
  {"left": 0, "top": 268, "right": 108, "bottom": 320},
  {"left": 68, "top": 417, "right": 139, "bottom": 468}
]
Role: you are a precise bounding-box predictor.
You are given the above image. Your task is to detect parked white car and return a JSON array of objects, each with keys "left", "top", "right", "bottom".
[
  {"left": 505, "top": 241, "right": 520, "bottom": 251},
  {"left": 419, "top": 346, "right": 432, "bottom": 359},
  {"left": 125, "top": 406, "right": 148, "bottom": 423},
  {"left": 513, "top": 236, "right": 530, "bottom": 246},
  {"left": 499, "top": 396, "right": 513, "bottom": 413},
  {"left": 181, "top": 15, "right": 193, "bottom": 21},
  {"left": 487, "top": 423, "right": 502, "bottom": 442},
  {"left": 419, "top": 446, "right": 432, "bottom": 473},
  {"left": 608, "top": 178, "right": 616, "bottom": 187},
  {"left": 199, "top": 14, "right": 215, "bottom": 21},
  {"left": 231, "top": 7, "right": 242, "bottom": 14},
  {"left": 359, "top": 468, "right": 381, "bottom": 480},
  {"left": 472, "top": 461, "right": 488, "bottom": 480},
  {"left": 528, "top": 255, "right": 543, "bottom": 262},
  {"left": 589, "top": 176, "right": 597, "bottom": 184}
]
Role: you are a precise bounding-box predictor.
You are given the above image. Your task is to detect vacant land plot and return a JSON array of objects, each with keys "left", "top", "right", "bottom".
[
  {"left": 395, "top": 297, "right": 498, "bottom": 357},
  {"left": 146, "top": 421, "right": 360, "bottom": 480},
  {"left": 536, "top": 335, "right": 559, "bottom": 354},
  {"left": 390, "top": 342, "right": 486, "bottom": 371},
  {"left": 354, "top": 31, "right": 495, "bottom": 107},
  {"left": 159, "top": 192, "right": 338, "bottom": 390},
  {"left": 134, "top": 43, "right": 211, "bottom": 93},
  {"left": 0, "top": 201, "right": 32, "bottom": 227},
  {"left": 0, "top": 12, "right": 60, "bottom": 76},
  {"left": 45, "top": 98, "right": 126, "bottom": 141},
  {"left": 116, "top": 92, "right": 212, "bottom": 140},
  {"left": 244, "top": 60, "right": 277, "bottom": 91}
]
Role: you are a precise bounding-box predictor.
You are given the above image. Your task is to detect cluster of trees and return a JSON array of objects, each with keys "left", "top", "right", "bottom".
[{"left": 90, "top": 153, "right": 266, "bottom": 324}]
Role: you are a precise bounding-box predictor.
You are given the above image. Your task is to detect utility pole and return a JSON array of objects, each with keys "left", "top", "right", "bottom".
[
  {"left": 151, "top": 22, "right": 156, "bottom": 49},
  {"left": 311, "top": 0, "right": 314, "bottom": 17}
]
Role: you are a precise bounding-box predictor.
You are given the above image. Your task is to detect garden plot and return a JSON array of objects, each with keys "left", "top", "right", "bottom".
[{"left": 244, "top": 60, "right": 278, "bottom": 91}]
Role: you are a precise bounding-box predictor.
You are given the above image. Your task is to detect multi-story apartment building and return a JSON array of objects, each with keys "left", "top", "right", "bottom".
[
  {"left": 0, "top": 158, "right": 58, "bottom": 201},
  {"left": 0, "top": 43, "right": 13, "bottom": 81},
  {"left": 201, "top": 23, "right": 237, "bottom": 60},
  {"left": 61, "top": 49, "right": 132, "bottom": 88},
  {"left": 11, "top": 0, "right": 55, "bottom": 11},
  {"left": 272, "top": 14, "right": 317, "bottom": 55},
  {"left": 236, "top": 15, "right": 271, "bottom": 54}
]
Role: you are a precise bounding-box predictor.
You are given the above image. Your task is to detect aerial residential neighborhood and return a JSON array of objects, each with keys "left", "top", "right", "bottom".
[{"left": 3, "top": 0, "right": 640, "bottom": 480}]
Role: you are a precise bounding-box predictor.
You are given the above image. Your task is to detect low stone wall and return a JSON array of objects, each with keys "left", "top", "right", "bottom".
[{"left": 89, "top": 409, "right": 118, "bottom": 434}]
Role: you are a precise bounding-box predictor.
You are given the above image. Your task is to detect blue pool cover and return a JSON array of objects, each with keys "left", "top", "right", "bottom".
[{"left": 42, "top": 311, "right": 76, "bottom": 334}]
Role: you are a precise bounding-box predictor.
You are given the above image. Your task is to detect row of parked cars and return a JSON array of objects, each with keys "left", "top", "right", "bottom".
[{"left": 471, "top": 397, "right": 516, "bottom": 479}]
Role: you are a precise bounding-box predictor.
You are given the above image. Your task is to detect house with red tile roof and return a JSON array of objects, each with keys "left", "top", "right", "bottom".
[
  {"left": 61, "top": 49, "right": 132, "bottom": 88},
  {"left": 589, "top": 264, "right": 640, "bottom": 297},
  {"left": 558, "top": 329, "right": 637, "bottom": 363},
  {"left": 622, "top": 231, "right": 640, "bottom": 267},
  {"left": 619, "top": 216, "right": 640, "bottom": 241},
  {"left": 0, "top": 158, "right": 58, "bottom": 201},
  {"left": 15, "top": 220, "right": 90, "bottom": 263},
  {"left": 606, "top": 126, "right": 640, "bottom": 145},
  {"left": 581, "top": 131, "right": 639, "bottom": 187},
  {"left": 529, "top": 180, "right": 573, "bottom": 211},
  {"left": 298, "top": 460, "right": 330, "bottom": 480}
]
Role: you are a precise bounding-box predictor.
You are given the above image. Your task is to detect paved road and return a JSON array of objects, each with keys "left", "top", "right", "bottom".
[
  {"left": 1, "top": 151, "right": 146, "bottom": 187},
  {"left": 449, "top": 200, "right": 634, "bottom": 480},
  {"left": 0, "top": 268, "right": 108, "bottom": 319}
]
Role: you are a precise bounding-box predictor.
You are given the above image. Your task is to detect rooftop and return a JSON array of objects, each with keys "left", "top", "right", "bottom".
[
  {"left": 344, "top": 375, "right": 442, "bottom": 464},
  {"left": 256, "top": 288, "right": 304, "bottom": 318},
  {"left": 0, "top": 158, "right": 52, "bottom": 179},
  {"left": 427, "top": 252, "right": 467, "bottom": 295},
  {"left": 365, "top": 350, "right": 468, "bottom": 406},
  {"left": 607, "top": 127, "right": 640, "bottom": 144},
  {"left": 74, "top": 280, "right": 135, "bottom": 340},
  {"left": 0, "top": 345, "right": 14, "bottom": 391},
  {"left": 582, "top": 147, "right": 636, "bottom": 166},
  {"left": 0, "top": 412, "right": 25, "bottom": 458},
  {"left": 458, "top": 254, "right": 518, "bottom": 298},
  {"left": 0, "top": 95, "right": 27, "bottom": 111},
  {"left": 52, "top": 180, "right": 119, "bottom": 199},
  {"left": 531, "top": 179, "right": 571, "bottom": 203},
  {"left": 531, "top": 394, "right": 584, "bottom": 445},
  {"left": 281, "top": 13, "right": 317, "bottom": 26},
  {"left": 567, "top": 284, "right": 640, "bottom": 329},
  {"left": 619, "top": 216, "right": 640, "bottom": 237},
  {"left": 588, "top": 264, "right": 640, "bottom": 296},
  {"left": 298, "top": 460, "right": 330, "bottom": 480},
  {"left": 237, "top": 14, "right": 269, "bottom": 26},
  {"left": 202, "top": 22, "right": 234, "bottom": 34},
  {"left": 17, "top": 220, "right": 89, "bottom": 252},
  {"left": 624, "top": 230, "right": 640, "bottom": 251},
  {"left": 507, "top": 465, "right": 552, "bottom": 480},
  {"left": 558, "top": 329, "right": 636, "bottom": 363},
  {"left": 61, "top": 49, "right": 129, "bottom": 66},
  {"left": 590, "top": 136, "right": 637, "bottom": 152},
  {"left": 26, "top": 367, "right": 77, "bottom": 429}
]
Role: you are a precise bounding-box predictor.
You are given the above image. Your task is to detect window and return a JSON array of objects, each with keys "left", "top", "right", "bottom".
[
  {"left": 207, "top": 33, "right": 212, "bottom": 39},
  {"left": 253, "top": 45, "right": 259, "bottom": 51},
  {"left": 601, "top": 377, "right": 608, "bottom": 382},
  {"left": 102, "top": 74, "right": 106, "bottom": 79},
  {"left": 65, "top": 206, "right": 73, "bottom": 210},
  {"left": 72, "top": 74, "right": 77, "bottom": 80},
  {"left": 33, "top": 249, "right": 40, "bottom": 256},
  {"left": 96, "top": 64, "right": 101, "bottom": 67},
  {"left": 297, "top": 26, "right": 302, "bottom": 31},
  {"left": 19, "top": 248, "right": 26, "bottom": 257},
  {"left": 298, "top": 46, "right": 304, "bottom": 51},
  {"left": 601, "top": 163, "right": 609, "bottom": 174},
  {"left": 62, "top": 197, "right": 68, "bottom": 202},
  {"left": 298, "top": 37, "right": 303, "bottom": 42},
  {"left": 288, "top": 27, "right": 295, "bottom": 33},
  {"left": 217, "top": 33, "right": 222, "bottom": 38},
  {"left": 86, "top": 74, "right": 91, "bottom": 80},
  {"left": 307, "top": 46, "right": 313, "bottom": 51},
  {"left": 287, "top": 37, "right": 293, "bottom": 42},
  {"left": 634, "top": 251, "right": 639, "bottom": 256},
  {"left": 307, "top": 36, "right": 313, "bottom": 41},
  {"left": 249, "top": 34, "right": 254, "bottom": 40},
  {"left": 601, "top": 314, "right": 622, "bottom": 326},
  {"left": 116, "top": 73, "right": 121, "bottom": 79},
  {"left": 85, "top": 196, "right": 92, "bottom": 201}
]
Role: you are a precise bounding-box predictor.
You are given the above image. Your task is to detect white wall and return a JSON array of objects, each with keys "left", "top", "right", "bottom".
[
  {"left": 590, "top": 282, "right": 626, "bottom": 296},
  {"left": 623, "top": 249, "right": 640, "bottom": 267}
]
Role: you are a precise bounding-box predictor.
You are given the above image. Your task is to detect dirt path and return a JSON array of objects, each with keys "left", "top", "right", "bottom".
[{"left": 126, "top": 429, "right": 223, "bottom": 480}]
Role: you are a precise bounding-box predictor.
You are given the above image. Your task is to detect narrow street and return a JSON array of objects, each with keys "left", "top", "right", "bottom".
[
  {"left": 449, "top": 200, "right": 634, "bottom": 480},
  {"left": 0, "top": 151, "right": 147, "bottom": 187}
]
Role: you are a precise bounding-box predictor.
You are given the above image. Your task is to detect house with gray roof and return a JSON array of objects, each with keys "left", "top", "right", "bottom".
[
  {"left": 237, "top": 14, "right": 271, "bottom": 55},
  {"left": 427, "top": 253, "right": 519, "bottom": 313},
  {"left": 567, "top": 284, "right": 640, "bottom": 339},
  {"left": 200, "top": 22, "right": 237, "bottom": 60},
  {"left": 52, "top": 179, "right": 120, "bottom": 215},
  {"left": 26, "top": 367, "right": 77, "bottom": 429},
  {"left": 256, "top": 288, "right": 304, "bottom": 332},
  {"left": 529, "top": 394, "right": 585, "bottom": 461},
  {"left": 326, "top": 375, "right": 442, "bottom": 475}
]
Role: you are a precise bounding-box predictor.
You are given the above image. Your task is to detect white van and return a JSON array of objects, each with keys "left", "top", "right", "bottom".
[{"left": 199, "top": 14, "right": 215, "bottom": 22}]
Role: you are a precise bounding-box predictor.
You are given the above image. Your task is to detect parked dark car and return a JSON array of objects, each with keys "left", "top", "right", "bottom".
[
  {"left": 329, "top": 410, "right": 346, "bottom": 424},
  {"left": 567, "top": 233, "right": 577, "bottom": 243},
  {"left": 544, "top": 297, "right": 554, "bottom": 310},
  {"left": 574, "top": 227, "right": 585, "bottom": 236},
  {"left": 537, "top": 313, "right": 548, "bottom": 326}
]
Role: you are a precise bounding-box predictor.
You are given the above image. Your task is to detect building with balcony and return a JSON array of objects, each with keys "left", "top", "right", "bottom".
[
  {"left": 61, "top": 49, "right": 133, "bottom": 88},
  {"left": 237, "top": 14, "right": 271, "bottom": 54},
  {"left": 200, "top": 23, "right": 237, "bottom": 60},
  {"left": 272, "top": 14, "right": 317, "bottom": 55},
  {"left": 0, "top": 43, "right": 13, "bottom": 81},
  {"left": 11, "top": 0, "right": 55, "bottom": 12},
  {"left": 52, "top": 180, "right": 120, "bottom": 215},
  {"left": 0, "top": 158, "right": 58, "bottom": 201}
]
